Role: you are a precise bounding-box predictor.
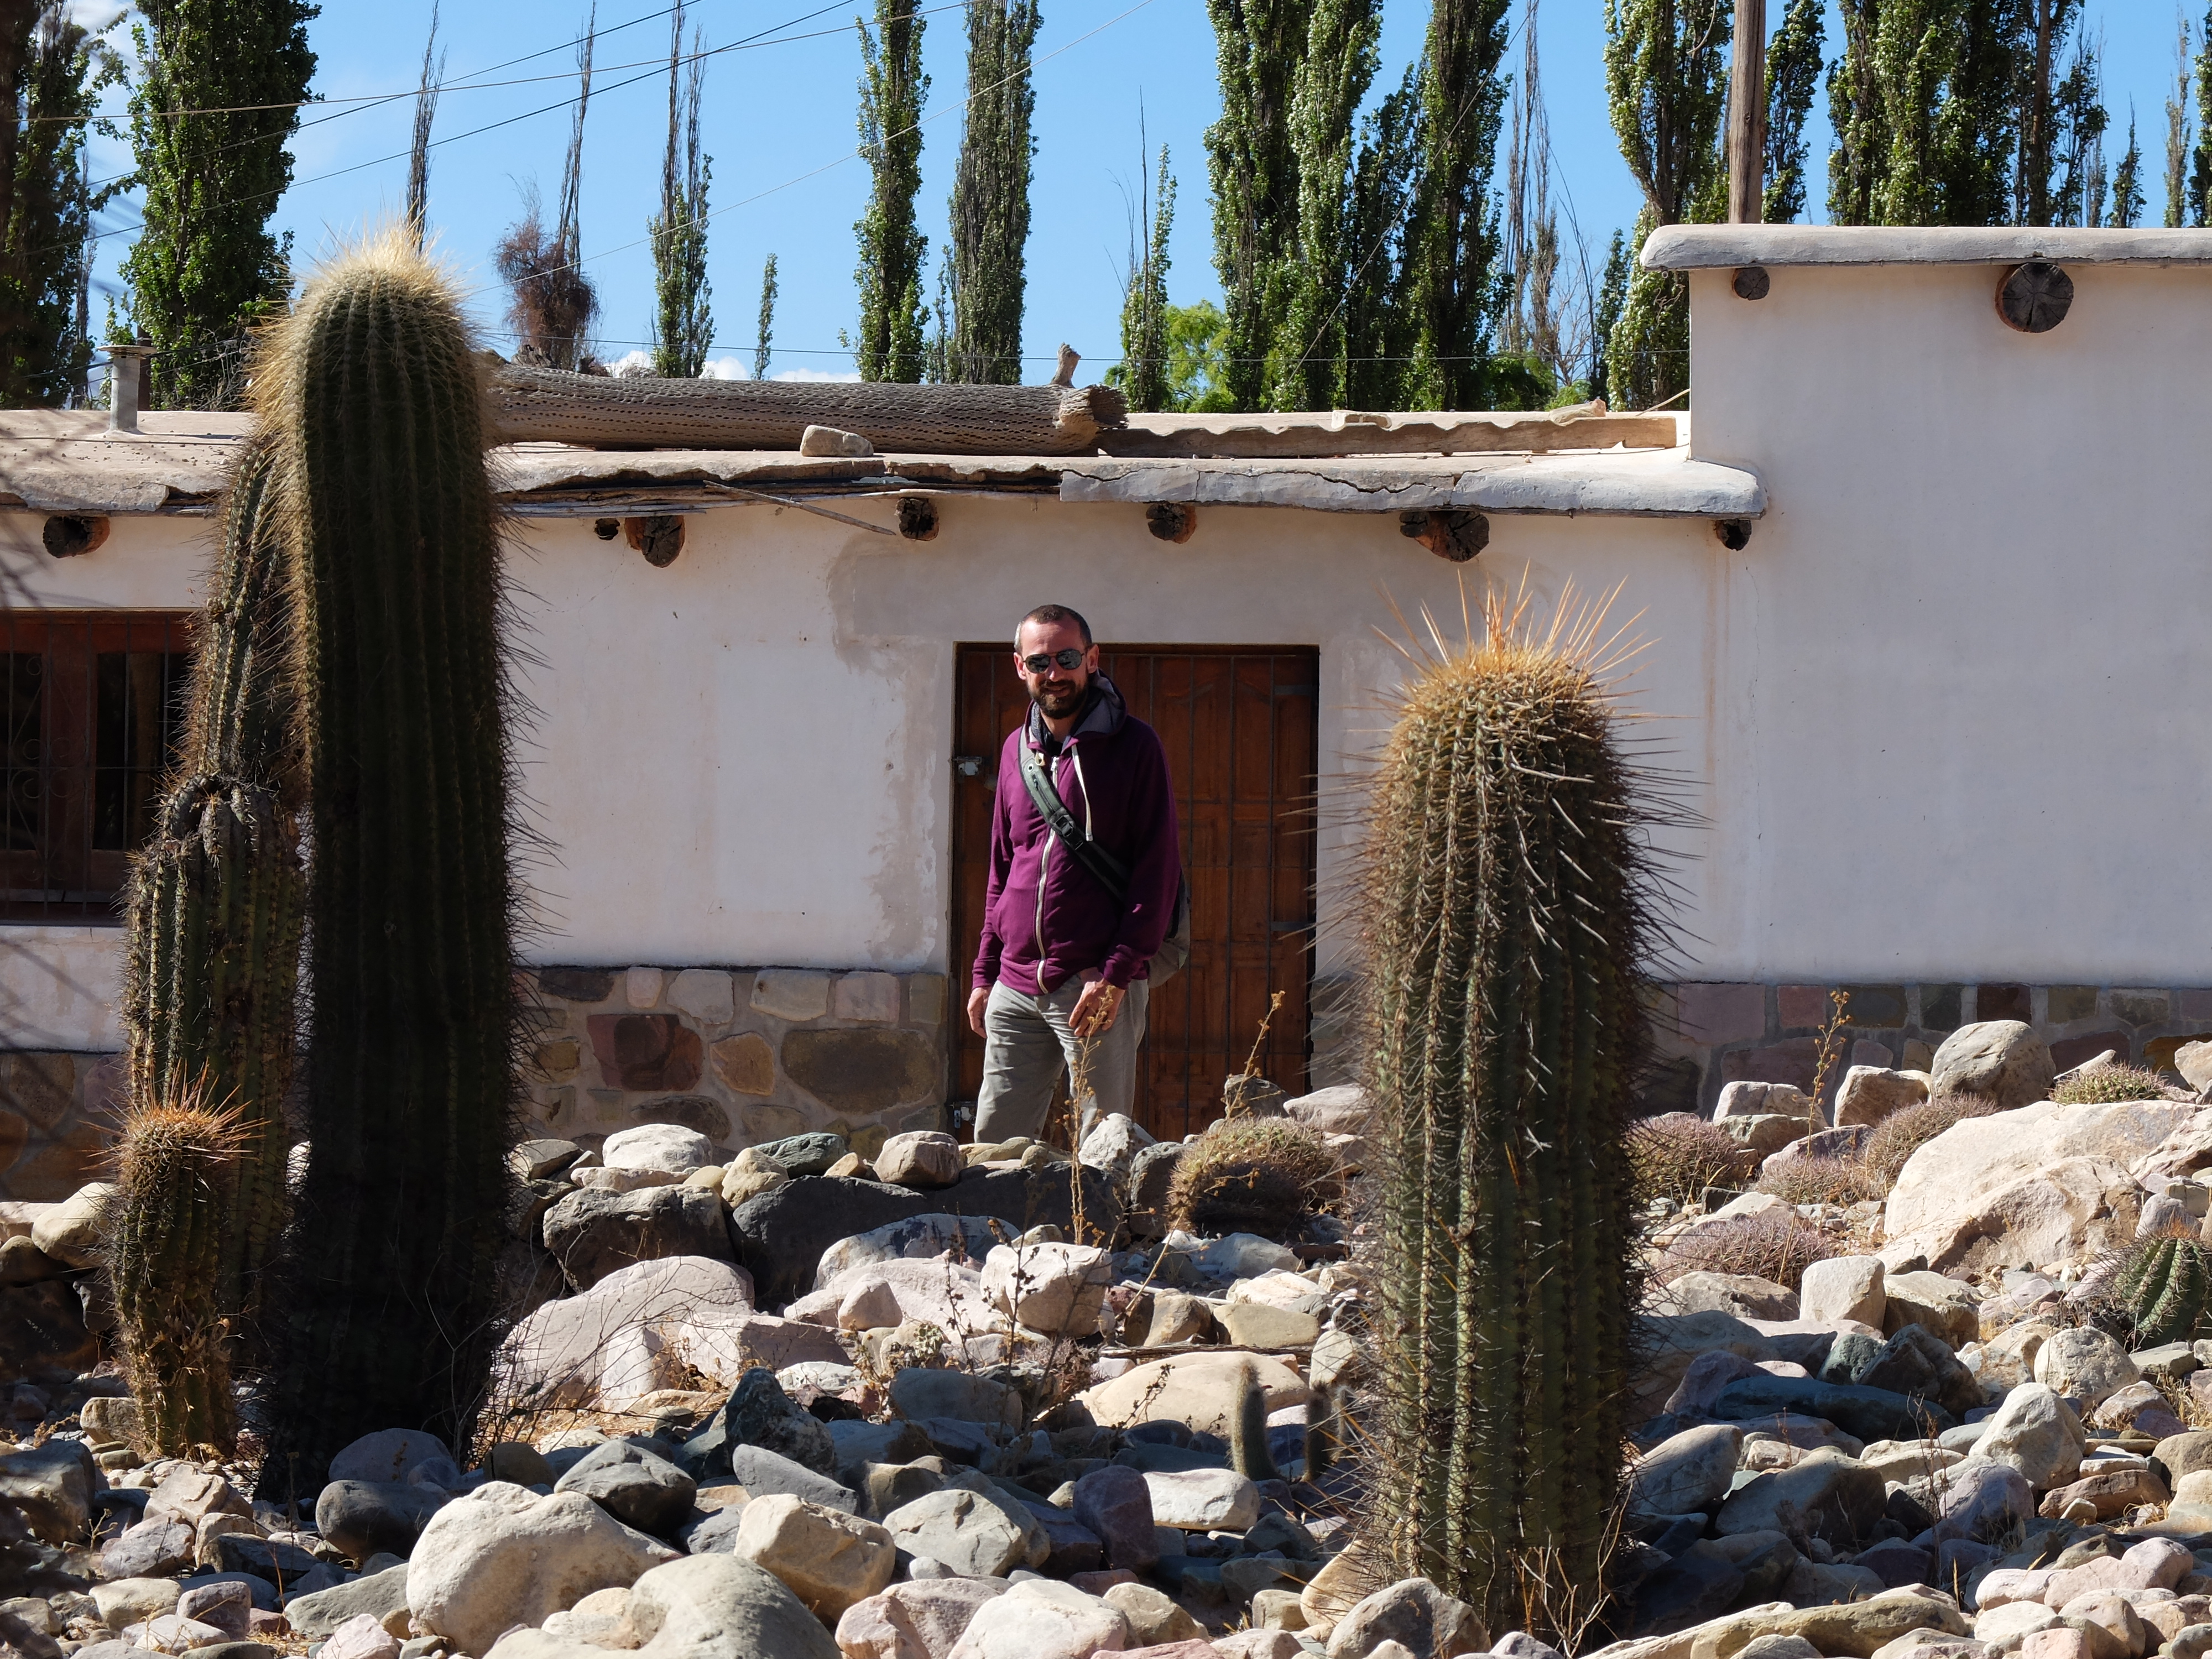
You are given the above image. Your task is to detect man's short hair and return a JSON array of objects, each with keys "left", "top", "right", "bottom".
[{"left": 1016, "top": 603, "right": 1093, "bottom": 647}]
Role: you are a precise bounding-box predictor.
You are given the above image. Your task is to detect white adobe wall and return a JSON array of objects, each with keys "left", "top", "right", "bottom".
[{"left": 1681, "top": 260, "right": 2212, "bottom": 985}]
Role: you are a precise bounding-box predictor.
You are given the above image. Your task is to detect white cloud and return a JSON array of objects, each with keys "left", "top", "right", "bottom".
[
  {"left": 772, "top": 367, "right": 863, "bottom": 383},
  {"left": 700, "top": 357, "right": 750, "bottom": 380},
  {"left": 604, "top": 349, "right": 655, "bottom": 379}
]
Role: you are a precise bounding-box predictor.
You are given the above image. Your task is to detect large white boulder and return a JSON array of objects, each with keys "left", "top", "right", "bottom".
[
  {"left": 603, "top": 1124, "right": 717, "bottom": 1175},
  {"left": 782, "top": 1256, "right": 1005, "bottom": 1335},
  {"left": 406, "top": 1484, "right": 677, "bottom": 1656},
  {"left": 1882, "top": 1099, "right": 2203, "bottom": 1275},
  {"left": 946, "top": 1578, "right": 1130, "bottom": 1659},
  {"left": 489, "top": 1255, "right": 842, "bottom": 1411}
]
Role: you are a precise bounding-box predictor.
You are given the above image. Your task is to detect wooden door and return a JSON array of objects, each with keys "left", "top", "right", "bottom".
[{"left": 951, "top": 644, "right": 1318, "bottom": 1141}]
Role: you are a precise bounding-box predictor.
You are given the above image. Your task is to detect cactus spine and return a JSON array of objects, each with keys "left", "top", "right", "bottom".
[
  {"left": 254, "top": 236, "right": 518, "bottom": 1483},
  {"left": 1359, "top": 590, "right": 1654, "bottom": 1637},
  {"left": 107, "top": 1089, "right": 247, "bottom": 1457},
  {"left": 2111, "top": 1234, "right": 2212, "bottom": 1346}
]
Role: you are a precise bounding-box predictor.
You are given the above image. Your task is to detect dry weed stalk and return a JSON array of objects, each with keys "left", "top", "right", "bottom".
[{"left": 1806, "top": 989, "right": 1853, "bottom": 1130}]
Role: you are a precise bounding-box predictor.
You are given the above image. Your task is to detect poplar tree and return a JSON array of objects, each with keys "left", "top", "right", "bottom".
[
  {"left": 1761, "top": 0, "right": 1825, "bottom": 222},
  {"left": 1930, "top": 0, "right": 2027, "bottom": 227},
  {"left": 1270, "top": 0, "right": 1378, "bottom": 410},
  {"left": 2015, "top": 0, "right": 2079, "bottom": 226},
  {"left": 1117, "top": 141, "right": 1175, "bottom": 413},
  {"left": 944, "top": 0, "right": 1037, "bottom": 384},
  {"left": 2164, "top": 16, "right": 2193, "bottom": 226},
  {"left": 406, "top": 3, "right": 442, "bottom": 251},
  {"left": 1204, "top": 0, "right": 1307, "bottom": 411},
  {"left": 650, "top": 2, "right": 712, "bottom": 378},
  {"left": 0, "top": 4, "right": 116, "bottom": 407},
  {"left": 2110, "top": 109, "right": 2144, "bottom": 227},
  {"left": 2192, "top": 2, "right": 2212, "bottom": 224},
  {"left": 1603, "top": 0, "right": 1729, "bottom": 409},
  {"left": 854, "top": 0, "right": 928, "bottom": 382},
  {"left": 1338, "top": 69, "right": 1418, "bottom": 410},
  {"left": 1399, "top": 0, "right": 1512, "bottom": 410},
  {"left": 122, "top": 0, "right": 316, "bottom": 409},
  {"left": 754, "top": 253, "right": 777, "bottom": 380}
]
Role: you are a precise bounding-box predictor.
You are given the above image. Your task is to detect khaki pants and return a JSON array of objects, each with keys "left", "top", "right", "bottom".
[{"left": 972, "top": 977, "right": 1150, "bottom": 1145}]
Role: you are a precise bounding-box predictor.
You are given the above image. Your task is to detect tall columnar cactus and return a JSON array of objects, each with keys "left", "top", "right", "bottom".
[
  {"left": 1359, "top": 590, "right": 1656, "bottom": 1638},
  {"left": 251, "top": 236, "right": 519, "bottom": 1484},
  {"left": 123, "top": 775, "right": 302, "bottom": 1332},
  {"left": 107, "top": 1087, "right": 246, "bottom": 1457}
]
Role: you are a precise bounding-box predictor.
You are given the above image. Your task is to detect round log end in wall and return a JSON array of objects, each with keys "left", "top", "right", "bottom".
[
  {"left": 1714, "top": 518, "right": 1754, "bottom": 551},
  {"left": 41, "top": 514, "right": 108, "bottom": 559},
  {"left": 1399, "top": 508, "right": 1489, "bottom": 563},
  {"left": 1996, "top": 261, "right": 2073, "bottom": 333},
  {"left": 624, "top": 514, "right": 685, "bottom": 567},
  {"left": 1731, "top": 265, "right": 1771, "bottom": 301},
  {"left": 1145, "top": 502, "right": 1197, "bottom": 544},
  {"left": 896, "top": 495, "right": 940, "bottom": 541},
  {"left": 592, "top": 517, "right": 621, "bottom": 540}
]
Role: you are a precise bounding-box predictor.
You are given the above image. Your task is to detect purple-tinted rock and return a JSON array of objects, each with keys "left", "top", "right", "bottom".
[{"left": 1072, "top": 1466, "right": 1157, "bottom": 1571}]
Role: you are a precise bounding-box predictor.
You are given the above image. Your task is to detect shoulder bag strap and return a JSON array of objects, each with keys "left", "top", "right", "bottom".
[{"left": 1017, "top": 740, "right": 1131, "bottom": 901}]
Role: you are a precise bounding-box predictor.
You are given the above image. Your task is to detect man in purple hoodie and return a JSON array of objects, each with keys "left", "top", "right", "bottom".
[{"left": 968, "top": 604, "right": 1182, "bottom": 1142}]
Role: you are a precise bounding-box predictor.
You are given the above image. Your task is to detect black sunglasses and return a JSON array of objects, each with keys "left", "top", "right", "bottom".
[{"left": 1021, "top": 648, "right": 1087, "bottom": 674}]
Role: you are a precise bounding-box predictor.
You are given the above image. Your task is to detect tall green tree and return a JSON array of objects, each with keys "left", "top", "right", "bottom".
[
  {"left": 1269, "top": 0, "right": 1379, "bottom": 410},
  {"left": 1828, "top": 0, "right": 1886, "bottom": 223},
  {"left": 1590, "top": 227, "right": 1627, "bottom": 396},
  {"left": 1930, "top": 0, "right": 2028, "bottom": 226},
  {"left": 2164, "top": 15, "right": 2192, "bottom": 226},
  {"left": 1761, "top": 0, "right": 1825, "bottom": 222},
  {"left": 405, "top": 2, "right": 442, "bottom": 251},
  {"left": 650, "top": 2, "right": 712, "bottom": 378},
  {"left": 1339, "top": 67, "right": 1418, "bottom": 411},
  {"left": 1, "top": 3, "right": 117, "bottom": 407},
  {"left": 853, "top": 0, "right": 928, "bottom": 382},
  {"left": 1871, "top": 0, "right": 1962, "bottom": 224},
  {"left": 754, "top": 252, "right": 777, "bottom": 380},
  {"left": 1116, "top": 139, "right": 1175, "bottom": 413},
  {"left": 2110, "top": 107, "right": 2145, "bottom": 226},
  {"left": 122, "top": 0, "right": 317, "bottom": 409},
  {"left": 1399, "top": 0, "right": 1512, "bottom": 410},
  {"left": 1204, "top": 0, "right": 1309, "bottom": 411},
  {"left": 2190, "top": 2, "right": 2212, "bottom": 224},
  {"left": 2047, "top": 24, "right": 2106, "bottom": 225},
  {"left": 1603, "top": 0, "right": 1729, "bottom": 408},
  {"left": 944, "top": 0, "right": 1037, "bottom": 384},
  {"left": 2014, "top": 0, "right": 2080, "bottom": 225}
]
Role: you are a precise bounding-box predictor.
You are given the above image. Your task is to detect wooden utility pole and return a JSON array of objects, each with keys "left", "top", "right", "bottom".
[{"left": 1727, "top": 0, "right": 1767, "bottom": 223}]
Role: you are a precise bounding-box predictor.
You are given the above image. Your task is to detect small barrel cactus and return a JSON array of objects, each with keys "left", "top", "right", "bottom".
[
  {"left": 2110, "top": 1234, "right": 2212, "bottom": 1347},
  {"left": 1359, "top": 588, "right": 1657, "bottom": 1637}
]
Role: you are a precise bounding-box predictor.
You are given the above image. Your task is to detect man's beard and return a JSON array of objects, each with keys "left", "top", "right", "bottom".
[{"left": 1030, "top": 675, "right": 1087, "bottom": 718}]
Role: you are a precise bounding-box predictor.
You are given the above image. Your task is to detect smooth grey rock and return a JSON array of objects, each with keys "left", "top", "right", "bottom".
[
  {"left": 1930, "top": 1022, "right": 2054, "bottom": 1110},
  {"left": 722, "top": 1444, "right": 859, "bottom": 1514},
  {"left": 1628, "top": 1425, "right": 1744, "bottom": 1517},
  {"left": 1714, "top": 1452, "right": 1886, "bottom": 1548},
  {"left": 328, "top": 1430, "right": 452, "bottom": 1486},
  {"left": 881, "top": 1488, "right": 1046, "bottom": 1578},
  {"left": 98, "top": 1516, "right": 195, "bottom": 1579},
  {"left": 1072, "top": 1466, "right": 1157, "bottom": 1571},
  {"left": 1856, "top": 1323, "right": 1982, "bottom": 1416},
  {"left": 0, "top": 1439, "right": 92, "bottom": 1543},
  {"left": 316, "top": 1480, "right": 447, "bottom": 1563},
  {"left": 1323, "top": 1577, "right": 1486, "bottom": 1659},
  {"left": 542, "top": 1185, "right": 733, "bottom": 1293},
  {"left": 1708, "top": 1374, "right": 1955, "bottom": 1441},
  {"left": 1968, "top": 1383, "right": 2085, "bottom": 1489},
  {"left": 682, "top": 1369, "right": 838, "bottom": 1479},
  {"left": 555, "top": 1440, "right": 697, "bottom": 1536},
  {"left": 283, "top": 1564, "right": 412, "bottom": 1639}
]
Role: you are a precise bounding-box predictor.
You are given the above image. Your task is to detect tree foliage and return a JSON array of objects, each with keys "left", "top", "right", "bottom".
[
  {"left": 1761, "top": 0, "right": 1825, "bottom": 222},
  {"left": 1602, "top": 0, "right": 1728, "bottom": 409},
  {"left": 2164, "top": 15, "right": 2193, "bottom": 227},
  {"left": 1204, "top": 0, "right": 1308, "bottom": 411},
  {"left": 495, "top": 17, "right": 599, "bottom": 370},
  {"left": 854, "top": 0, "right": 928, "bottom": 383},
  {"left": 0, "top": 3, "right": 117, "bottom": 408},
  {"left": 944, "top": 0, "right": 1037, "bottom": 384},
  {"left": 650, "top": 2, "right": 712, "bottom": 378},
  {"left": 754, "top": 252, "right": 777, "bottom": 381},
  {"left": 1115, "top": 139, "right": 1175, "bottom": 413},
  {"left": 2109, "top": 109, "right": 2145, "bottom": 228},
  {"left": 2192, "top": 2, "right": 2212, "bottom": 225},
  {"left": 122, "top": 0, "right": 317, "bottom": 410}
]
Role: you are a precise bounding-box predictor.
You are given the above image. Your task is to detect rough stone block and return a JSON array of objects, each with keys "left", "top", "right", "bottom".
[
  {"left": 0, "top": 1055, "right": 74, "bottom": 1132},
  {"left": 587, "top": 1015, "right": 702, "bottom": 1092},
  {"left": 537, "top": 967, "right": 615, "bottom": 1004},
  {"left": 1778, "top": 986, "right": 1830, "bottom": 1029},
  {"left": 712, "top": 1034, "right": 776, "bottom": 1097},
  {"left": 1677, "top": 984, "right": 1767, "bottom": 1048},
  {"left": 784, "top": 1030, "right": 937, "bottom": 1114},
  {"left": 754, "top": 971, "right": 833, "bottom": 1022},
  {"left": 1920, "top": 985, "right": 1963, "bottom": 1031},
  {"left": 906, "top": 974, "right": 947, "bottom": 1028},
  {"left": 1841, "top": 985, "right": 1907, "bottom": 1027},
  {"left": 630, "top": 1094, "right": 733, "bottom": 1146},
  {"left": 669, "top": 971, "right": 737, "bottom": 1026},
  {"left": 1977, "top": 984, "right": 2031, "bottom": 1024},
  {"left": 2047, "top": 986, "right": 2100, "bottom": 1024},
  {"left": 2052, "top": 1031, "right": 2132, "bottom": 1073},
  {"left": 624, "top": 967, "right": 665, "bottom": 1009},
  {"left": 833, "top": 973, "right": 900, "bottom": 1024},
  {"left": 1722, "top": 1040, "right": 1819, "bottom": 1092}
]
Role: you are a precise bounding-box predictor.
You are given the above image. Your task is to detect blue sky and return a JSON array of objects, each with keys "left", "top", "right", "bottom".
[{"left": 77, "top": 0, "right": 2183, "bottom": 383}]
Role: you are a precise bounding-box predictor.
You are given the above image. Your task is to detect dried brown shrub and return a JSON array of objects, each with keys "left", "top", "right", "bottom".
[
  {"left": 1656, "top": 1208, "right": 1839, "bottom": 1290},
  {"left": 1629, "top": 1113, "right": 1758, "bottom": 1205},
  {"left": 1758, "top": 1154, "right": 1889, "bottom": 1208},
  {"left": 1167, "top": 1115, "right": 1339, "bottom": 1241},
  {"left": 1864, "top": 1093, "right": 2003, "bottom": 1182}
]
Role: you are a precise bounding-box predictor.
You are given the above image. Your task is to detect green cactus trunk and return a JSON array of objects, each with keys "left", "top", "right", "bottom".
[
  {"left": 254, "top": 241, "right": 518, "bottom": 1484},
  {"left": 1359, "top": 600, "right": 1653, "bottom": 1638},
  {"left": 123, "top": 776, "right": 302, "bottom": 1330},
  {"left": 2114, "top": 1235, "right": 2212, "bottom": 1346},
  {"left": 107, "top": 1097, "right": 244, "bottom": 1457}
]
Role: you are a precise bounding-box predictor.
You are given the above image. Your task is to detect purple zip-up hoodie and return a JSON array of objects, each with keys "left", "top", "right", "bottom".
[{"left": 973, "top": 674, "right": 1181, "bottom": 995}]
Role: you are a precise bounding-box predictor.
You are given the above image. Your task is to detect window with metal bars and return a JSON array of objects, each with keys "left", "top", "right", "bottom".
[{"left": 1, "top": 613, "right": 193, "bottom": 922}]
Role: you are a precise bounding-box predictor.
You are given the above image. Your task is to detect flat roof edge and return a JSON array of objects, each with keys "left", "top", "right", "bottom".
[{"left": 1643, "top": 224, "right": 2212, "bottom": 270}]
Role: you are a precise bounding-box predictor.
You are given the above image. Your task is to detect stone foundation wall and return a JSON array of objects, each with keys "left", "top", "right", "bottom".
[
  {"left": 1644, "top": 980, "right": 2212, "bottom": 1118},
  {"left": 520, "top": 964, "right": 950, "bottom": 1161}
]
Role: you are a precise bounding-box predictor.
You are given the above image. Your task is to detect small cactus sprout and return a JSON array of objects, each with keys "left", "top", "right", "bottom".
[
  {"left": 1229, "top": 1361, "right": 1281, "bottom": 1483},
  {"left": 2107, "top": 1233, "right": 2212, "bottom": 1347},
  {"left": 106, "top": 1081, "right": 248, "bottom": 1458}
]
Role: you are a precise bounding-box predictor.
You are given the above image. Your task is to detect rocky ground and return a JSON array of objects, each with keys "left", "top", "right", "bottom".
[{"left": 6, "top": 1020, "right": 2212, "bottom": 1659}]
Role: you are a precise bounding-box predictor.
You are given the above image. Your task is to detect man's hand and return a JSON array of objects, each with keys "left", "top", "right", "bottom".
[
  {"left": 967, "top": 986, "right": 991, "bottom": 1037},
  {"left": 1070, "top": 975, "right": 1124, "bottom": 1037}
]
